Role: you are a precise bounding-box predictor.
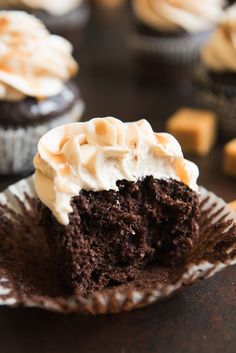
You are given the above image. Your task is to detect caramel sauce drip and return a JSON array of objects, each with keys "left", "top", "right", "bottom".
[
  {"left": 95, "top": 121, "right": 108, "bottom": 135},
  {"left": 59, "top": 136, "right": 70, "bottom": 150},
  {"left": 156, "top": 134, "right": 168, "bottom": 145},
  {"left": 60, "top": 165, "right": 71, "bottom": 177},
  {"left": 85, "top": 156, "right": 97, "bottom": 176},
  {"left": 174, "top": 158, "right": 189, "bottom": 186}
]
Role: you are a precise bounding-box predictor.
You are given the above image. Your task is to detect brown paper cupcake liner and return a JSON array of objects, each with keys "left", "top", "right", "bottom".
[
  {"left": 197, "top": 89, "right": 236, "bottom": 139},
  {"left": 194, "top": 67, "right": 236, "bottom": 138},
  {"left": 0, "top": 101, "right": 84, "bottom": 175},
  {"left": 0, "top": 177, "right": 235, "bottom": 314},
  {"left": 129, "top": 30, "right": 211, "bottom": 65}
]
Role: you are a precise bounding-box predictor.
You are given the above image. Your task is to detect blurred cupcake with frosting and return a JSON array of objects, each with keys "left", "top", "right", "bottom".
[
  {"left": 195, "top": 5, "right": 236, "bottom": 138},
  {"left": 0, "top": 0, "right": 90, "bottom": 49},
  {"left": 130, "top": 0, "right": 225, "bottom": 66},
  {"left": 0, "top": 11, "right": 84, "bottom": 175}
]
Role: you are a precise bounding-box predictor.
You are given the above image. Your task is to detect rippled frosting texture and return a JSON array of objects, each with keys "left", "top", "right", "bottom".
[
  {"left": 34, "top": 117, "right": 199, "bottom": 225},
  {"left": 0, "top": 0, "right": 82, "bottom": 15},
  {"left": 132, "top": 0, "right": 225, "bottom": 33},
  {"left": 0, "top": 11, "right": 78, "bottom": 100},
  {"left": 202, "top": 6, "right": 236, "bottom": 72}
]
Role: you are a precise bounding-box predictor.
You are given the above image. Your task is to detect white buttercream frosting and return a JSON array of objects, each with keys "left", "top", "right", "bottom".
[
  {"left": 132, "top": 0, "right": 225, "bottom": 33},
  {"left": 34, "top": 117, "right": 199, "bottom": 225},
  {"left": 0, "top": 11, "right": 78, "bottom": 100},
  {"left": 202, "top": 5, "right": 236, "bottom": 72},
  {"left": 0, "top": 0, "right": 82, "bottom": 16}
]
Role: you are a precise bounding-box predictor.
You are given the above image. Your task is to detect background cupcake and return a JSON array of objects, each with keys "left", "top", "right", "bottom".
[
  {"left": 0, "top": 0, "right": 90, "bottom": 50},
  {"left": 0, "top": 11, "right": 84, "bottom": 175},
  {"left": 195, "top": 5, "right": 236, "bottom": 139},
  {"left": 130, "top": 0, "right": 225, "bottom": 68}
]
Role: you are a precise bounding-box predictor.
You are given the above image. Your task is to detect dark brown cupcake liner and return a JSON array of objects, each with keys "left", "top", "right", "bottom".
[
  {"left": 194, "top": 67, "right": 236, "bottom": 138},
  {"left": 0, "top": 177, "right": 235, "bottom": 314},
  {"left": 129, "top": 30, "right": 211, "bottom": 65}
]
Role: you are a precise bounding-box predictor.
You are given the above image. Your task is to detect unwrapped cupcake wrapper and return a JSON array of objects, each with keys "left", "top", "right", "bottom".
[
  {"left": 0, "top": 101, "right": 85, "bottom": 175},
  {"left": 129, "top": 30, "right": 211, "bottom": 65},
  {"left": 0, "top": 177, "right": 235, "bottom": 314}
]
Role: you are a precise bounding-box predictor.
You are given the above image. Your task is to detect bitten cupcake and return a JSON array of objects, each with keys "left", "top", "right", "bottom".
[
  {"left": 0, "top": 0, "right": 90, "bottom": 49},
  {"left": 0, "top": 11, "right": 84, "bottom": 174},
  {"left": 34, "top": 117, "right": 200, "bottom": 293},
  {"left": 130, "top": 0, "right": 225, "bottom": 66},
  {"left": 195, "top": 5, "right": 236, "bottom": 138}
]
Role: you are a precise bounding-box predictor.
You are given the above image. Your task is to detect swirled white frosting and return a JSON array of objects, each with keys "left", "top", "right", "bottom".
[
  {"left": 202, "top": 6, "right": 236, "bottom": 72},
  {"left": 0, "top": 11, "right": 78, "bottom": 100},
  {"left": 34, "top": 117, "right": 199, "bottom": 225},
  {"left": 132, "top": 0, "right": 225, "bottom": 33},
  {"left": 0, "top": 0, "right": 82, "bottom": 16}
]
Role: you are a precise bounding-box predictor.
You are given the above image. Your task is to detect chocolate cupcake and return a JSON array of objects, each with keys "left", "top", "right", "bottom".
[
  {"left": 195, "top": 6, "right": 236, "bottom": 139},
  {"left": 0, "top": 11, "right": 84, "bottom": 174},
  {"left": 34, "top": 117, "right": 200, "bottom": 293},
  {"left": 0, "top": 0, "right": 90, "bottom": 49},
  {"left": 130, "top": 0, "right": 225, "bottom": 74}
]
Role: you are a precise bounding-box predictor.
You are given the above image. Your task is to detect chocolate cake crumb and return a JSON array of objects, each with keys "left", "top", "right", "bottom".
[{"left": 39, "top": 177, "right": 200, "bottom": 293}]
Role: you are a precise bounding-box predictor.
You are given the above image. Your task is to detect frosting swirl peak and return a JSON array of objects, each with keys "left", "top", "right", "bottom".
[
  {"left": 34, "top": 117, "right": 199, "bottom": 225},
  {"left": 202, "top": 6, "right": 236, "bottom": 72},
  {"left": 132, "top": 0, "right": 225, "bottom": 33},
  {"left": 0, "top": 11, "right": 78, "bottom": 100}
]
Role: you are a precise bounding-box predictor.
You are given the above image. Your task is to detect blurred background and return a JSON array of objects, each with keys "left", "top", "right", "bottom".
[{"left": 0, "top": 1, "right": 235, "bottom": 353}]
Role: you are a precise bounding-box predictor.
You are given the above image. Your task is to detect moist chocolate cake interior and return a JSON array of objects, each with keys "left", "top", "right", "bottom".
[{"left": 40, "top": 176, "right": 200, "bottom": 293}]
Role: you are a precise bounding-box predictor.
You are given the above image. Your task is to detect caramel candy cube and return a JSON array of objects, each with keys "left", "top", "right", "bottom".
[
  {"left": 166, "top": 108, "right": 217, "bottom": 156},
  {"left": 228, "top": 200, "right": 236, "bottom": 212},
  {"left": 224, "top": 139, "right": 236, "bottom": 178}
]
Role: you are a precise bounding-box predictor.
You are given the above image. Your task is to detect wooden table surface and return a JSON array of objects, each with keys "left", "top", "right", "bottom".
[{"left": 0, "top": 6, "right": 236, "bottom": 353}]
